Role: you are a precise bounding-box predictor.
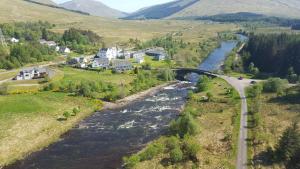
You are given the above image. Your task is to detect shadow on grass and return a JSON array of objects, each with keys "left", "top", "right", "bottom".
[{"left": 252, "top": 147, "right": 278, "bottom": 167}]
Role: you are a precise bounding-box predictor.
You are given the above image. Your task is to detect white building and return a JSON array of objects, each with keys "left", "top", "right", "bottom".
[
  {"left": 15, "top": 68, "right": 47, "bottom": 80},
  {"left": 10, "top": 38, "right": 19, "bottom": 43},
  {"left": 39, "top": 39, "right": 57, "bottom": 47},
  {"left": 91, "top": 57, "right": 110, "bottom": 69},
  {"left": 96, "top": 47, "right": 118, "bottom": 61},
  {"left": 60, "top": 47, "right": 71, "bottom": 54}
]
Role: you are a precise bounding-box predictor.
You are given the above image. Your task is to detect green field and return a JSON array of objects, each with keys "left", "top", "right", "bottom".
[
  {"left": 247, "top": 86, "right": 300, "bottom": 168},
  {"left": 0, "top": 91, "right": 101, "bottom": 166},
  {"left": 60, "top": 66, "right": 135, "bottom": 85}
]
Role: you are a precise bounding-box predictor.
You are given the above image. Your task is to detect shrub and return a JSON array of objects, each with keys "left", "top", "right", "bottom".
[
  {"left": 170, "top": 147, "right": 183, "bottom": 163},
  {"left": 123, "top": 154, "right": 140, "bottom": 169},
  {"left": 165, "top": 136, "right": 181, "bottom": 150},
  {"left": 247, "top": 84, "right": 262, "bottom": 98},
  {"left": 263, "top": 78, "right": 287, "bottom": 93},
  {"left": 196, "top": 75, "right": 210, "bottom": 92},
  {"left": 63, "top": 111, "right": 71, "bottom": 118},
  {"left": 170, "top": 112, "right": 199, "bottom": 138},
  {"left": 140, "top": 142, "right": 164, "bottom": 161},
  {"left": 182, "top": 136, "right": 200, "bottom": 161},
  {"left": 158, "top": 68, "right": 175, "bottom": 81}
]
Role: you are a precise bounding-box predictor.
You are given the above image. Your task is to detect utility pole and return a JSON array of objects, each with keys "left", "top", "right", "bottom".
[{"left": 0, "top": 28, "right": 7, "bottom": 47}]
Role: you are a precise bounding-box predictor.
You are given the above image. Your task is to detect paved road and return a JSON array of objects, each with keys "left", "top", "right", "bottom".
[{"left": 218, "top": 75, "right": 253, "bottom": 169}]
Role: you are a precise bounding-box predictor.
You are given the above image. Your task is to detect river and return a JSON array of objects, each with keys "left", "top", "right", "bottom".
[{"left": 5, "top": 34, "right": 247, "bottom": 169}]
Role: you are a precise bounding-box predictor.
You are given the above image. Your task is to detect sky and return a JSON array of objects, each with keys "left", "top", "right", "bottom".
[{"left": 53, "top": 0, "right": 174, "bottom": 13}]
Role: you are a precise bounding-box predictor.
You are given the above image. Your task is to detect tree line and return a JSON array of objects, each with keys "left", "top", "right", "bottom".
[{"left": 242, "top": 33, "right": 300, "bottom": 82}]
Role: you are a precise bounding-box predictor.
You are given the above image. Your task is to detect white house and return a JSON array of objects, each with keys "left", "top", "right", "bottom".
[
  {"left": 10, "top": 38, "right": 19, "bottom": 43},
  {"left": 91, "top": 58, "right": 110, "bottom": 69},
  {"left": 96, "top": 47, "right": 118, "bottom": 61},
  {"left": 132, "top": 51, "right": 145, "bottom": 59},
  {"left": 60, "top": 47, "right": 71, "bottom": 54},
  {"left": 39, "top": 39, "right": 57, "bottom": 47}
]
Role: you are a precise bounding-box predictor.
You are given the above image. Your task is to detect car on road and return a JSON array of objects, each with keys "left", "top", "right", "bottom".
[
  {"left": 238, "top": 76, "right": 244, "bottom": 80},
  {"left": 250, "top": 81, "right": 257, "bottom": 85}
]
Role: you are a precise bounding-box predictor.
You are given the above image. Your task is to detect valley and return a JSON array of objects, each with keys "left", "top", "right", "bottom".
[{"left": 0, "top": 0, "right": 300, "bottom": 169}]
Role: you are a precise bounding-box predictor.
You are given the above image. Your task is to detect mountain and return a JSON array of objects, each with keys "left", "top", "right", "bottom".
[
  {"left": 124, "top": 0, "right": 198, "bottom": 19},
  {"left": 125, "top": 0, "right": 300, "bottom": 19},
  {"left": 60, "top": 0, "right": 127, "bottom": 18}
]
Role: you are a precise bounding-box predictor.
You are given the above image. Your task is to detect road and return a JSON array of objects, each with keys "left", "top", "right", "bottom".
[{"left": 218, "top": 75, "right": 255, "bottom": 169}]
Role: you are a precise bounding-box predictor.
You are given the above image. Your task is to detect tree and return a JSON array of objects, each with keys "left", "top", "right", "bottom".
[
  {"left": 287, "top": 67, "right": 298, "bottom": 83},
  {"left": 248, "top": 62, "right": 260, "bottom": 75},
  {"left": 170, "top": 112, "right": 199, "bottom": 138},
  {"left": 276, "top": 123, "right": 300, "bottom": 162},
  {"left": 263, "top": 78, "right": 287, "bottom": 93},
  {"left": 196, "top": 75, "right": 210, "bottom": 92}
]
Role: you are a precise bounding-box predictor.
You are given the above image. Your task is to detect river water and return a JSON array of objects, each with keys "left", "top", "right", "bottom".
[{"left": 6, "top": 35, "right": 246, "bottom": 169}]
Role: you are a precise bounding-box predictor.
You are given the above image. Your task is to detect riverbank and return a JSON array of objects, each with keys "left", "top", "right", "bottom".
[
  {"left": 0, "top": 81, "right": 174, "bottom": 168},
  {"left": 103, "top": 81, "right": 177, "bottom": 110},
  {"left": 125, "top": 77, "right": 242, "bottom": 169}
]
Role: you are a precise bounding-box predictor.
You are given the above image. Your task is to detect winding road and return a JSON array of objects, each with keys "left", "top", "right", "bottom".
[{"left": 218, "top": 75, "right": 256, "bottom": 169}]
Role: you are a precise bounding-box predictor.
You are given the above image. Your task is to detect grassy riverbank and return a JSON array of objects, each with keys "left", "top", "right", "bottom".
[
  {"left": 0, "top": 92, "right": 102, "bottom": 167},
  {"left": 123, "top": 77, "right": 241, "bottom": 169}
]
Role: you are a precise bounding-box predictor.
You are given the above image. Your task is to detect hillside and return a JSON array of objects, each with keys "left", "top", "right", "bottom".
[
  {"left": 124, "top": 0, "right": 198, "bottom": 19},
  {"left": 30, "top": 0, "right": 56, "bottom": 5},
  {"left": 125, "top": 0, "right": 300, "bottom": 19},
  {"left": 60, "top": 0, "right": 127, "bottom": 18},
  {"left": 0, "top": 0, "right": 236, "bottom": 44}
]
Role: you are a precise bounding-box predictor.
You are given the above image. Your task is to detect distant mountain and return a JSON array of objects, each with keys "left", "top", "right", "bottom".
[
  {"left": 125, "top": 0, "right": 300, "bottom": 20},
  {"left": 124, "top": 0, "right": 198, "bottom": 20},
  {"left": 60, "top": 0, "right": 127, "bottom": 18}
]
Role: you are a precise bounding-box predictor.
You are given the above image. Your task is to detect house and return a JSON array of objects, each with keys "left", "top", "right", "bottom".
[
  {"left": 117, "top": 50, "right": 132, "bottom": 59},
  {"left": 131, "top": 51, "right": 145, "bottom": 59},
  {"left": 39, "top": 39, "right": 57, "bottom": 47},
  {"left": 146, "top": 49, "right": 167, "bottom": 61},
  {"left": 15, "top": 67, "right": 47, "bottom": 80},
  {"left": 111, "top": 59, "right": 133, "bottom": 72},
  {"left": 96, "top": 47, "right": 118, "bottom": 61},
  {"left": 91, "top": 57, "right": 110, "bottom": 69},
  {"left": 59, "top": 47, "right": 71, "bottom": 54},
  {"left": 10, "top": 37, "right": 19, "bottom": 43},
  {"left": 68, "top": 56, "right": 88, "bottom": 68}
]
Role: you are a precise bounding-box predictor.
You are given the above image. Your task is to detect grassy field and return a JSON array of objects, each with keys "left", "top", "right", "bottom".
[
  {"left": 247, "top": 87, "right": 300, "bottom": 169},
  {"left": 59, "top": 66, "right": 135, "bottom": 85},
  {"left": 0, "top": 0, "right": 236, "bottom": 44},
  {"left": 0, "top": 91, "right": 102, "bottom": 167},
  {"left": 131, "top": 77, "right": 241, "bottom": 169},
  {"left": 0, "top": 71, "right": 18, "bottom": 81}
]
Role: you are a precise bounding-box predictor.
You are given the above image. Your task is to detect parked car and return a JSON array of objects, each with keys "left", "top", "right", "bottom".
[
  {"left": 250, "top": 81, "right": 257, "bottom": 85},
  {"left": 238, "top": 76, "right": 244, "bottom": 80}
]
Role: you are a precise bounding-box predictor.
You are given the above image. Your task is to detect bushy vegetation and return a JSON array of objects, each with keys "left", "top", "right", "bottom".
[
  {"left": 169, "top": 112, "right": 200, "bottom": 138},
  {"left": 243, "top": 33, "right": 300, "bottom": 80},
  {"left": 196, "top": 75, "right": 210, "bottom": 92},
  {"left": 197, "top": 12, "right": 300, "bottom": 27},
  {"left": 61, "top": 28, "right": 102, "bottom": 54},
  {"left": 262, "top": 78, "right": 288, "bottom": 94},
  {"left": 130, "top": 70, "right": 159, "bottom": 93},
  {"left": 157, "top": 68, "right": 175, "bottom": 81},
  {"left": 0, "top": 21, "right": 59, "bottom": 69}
]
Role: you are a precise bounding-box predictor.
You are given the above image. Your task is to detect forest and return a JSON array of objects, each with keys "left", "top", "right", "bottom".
[
  {"left": 197, "top": 12, "right": 300, "bottom": 28},
  {"left": 242, "top": 33, "right": 300, "bottom": 80}
]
